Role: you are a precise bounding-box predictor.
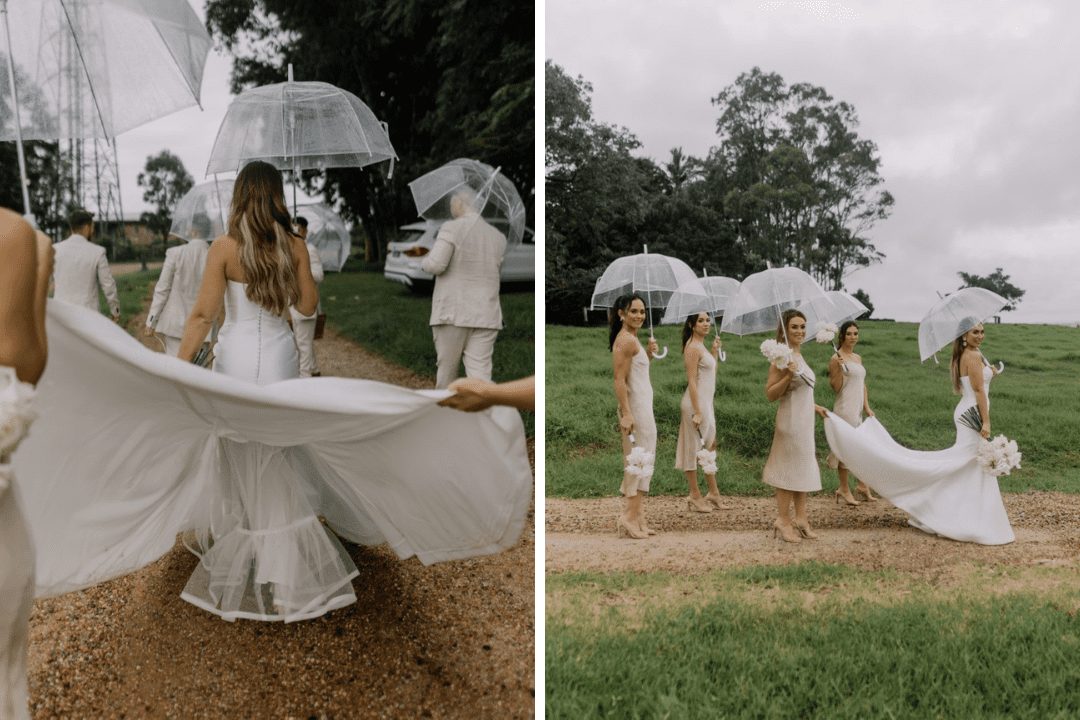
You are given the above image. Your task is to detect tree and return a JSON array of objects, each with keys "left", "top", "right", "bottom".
[
  {"left": 137, "top": 150, "right": 193, "bottom": 258},
  {"left": 662, "top": 147, "right": 702, "bottom": 195},
  {"left": 957, "top": 268, "right": 1025, "bottom": 312},
  {"left": 206, "top": 0, "right": 533, "bottom": 261},
  {"left": 851, "top": 288, "right": 874, "bottom": 318},
  {"left": 707, "top": 68, "right": 893, "bottom": 287}
]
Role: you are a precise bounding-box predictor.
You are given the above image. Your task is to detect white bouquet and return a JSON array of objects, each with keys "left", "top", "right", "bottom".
[
  {"left": 815, "top": 322, "right": 838, "bottom": 344},
  {"left": 759, "top": 339, "right": 793, "bottom": 369},
  {"left": 696, "top": 447, "right": 718, "bottom": 475},
  {"left": 976, "top": 434, "right": 1022, "bottom": 478},
  {"left": 624, "top": 445, "right": 655, "bottom": 483},
  {"left": 0, "top": 367, "right": 38, "bottom": 489}
]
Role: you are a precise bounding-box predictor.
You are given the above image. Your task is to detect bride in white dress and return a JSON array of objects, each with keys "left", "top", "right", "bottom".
[
  {"left": 824, "top": 323, "right": 1014, "bottom": 545},
  {"left": 14, "top": 163, "right": 532, "bottom": 623},
  {"left": 0, "top": 208, "right": 52, "bottom": 720}
]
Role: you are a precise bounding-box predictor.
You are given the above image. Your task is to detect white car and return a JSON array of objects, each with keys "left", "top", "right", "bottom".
[{"left": 384, "top": 220, "right": 534, "bottom": 291}]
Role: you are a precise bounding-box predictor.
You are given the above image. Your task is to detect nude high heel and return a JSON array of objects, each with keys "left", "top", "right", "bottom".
[
  {"left": 834, "top": 490, "right": 860, "bottom": 507},
  {"left": 772, "top": 520, "right": 801, "bottom": 543},
  {"left": 687, "top": 496, "right": 713, "bottom": 513},
  {"left": 794, "top": 521, "right": 819, "bottom": 540},
  {"left": 617, "top": 516, "right": 648, "bottom": 540},
  {"left": 703, "top": 493, "right": 723, "bottom": 509}
]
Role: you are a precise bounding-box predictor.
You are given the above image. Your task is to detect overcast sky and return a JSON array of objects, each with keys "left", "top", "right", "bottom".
[
  {"left": 115, "top": 4, "right": 319, "bottom": 219},
  {"left": 546, "top": 0, "right": 1080, "bottom": 325}
]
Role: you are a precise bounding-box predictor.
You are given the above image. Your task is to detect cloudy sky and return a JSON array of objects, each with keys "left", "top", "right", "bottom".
[
  {"left": 546, "top": 0, "right": 1080, "bottom": 325},
  {"left": 114, "top": 4, "right": 319, "bottom": 218}
]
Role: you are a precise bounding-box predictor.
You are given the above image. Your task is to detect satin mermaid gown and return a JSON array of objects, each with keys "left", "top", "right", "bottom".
[
  {"left": 14, "top": 299, "right": 532, "bottom": 622},
  {"left": 824, "top": 365, "right": 1014, "bottom": 545}
]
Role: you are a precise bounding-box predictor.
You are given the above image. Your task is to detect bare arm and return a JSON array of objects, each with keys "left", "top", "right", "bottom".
[
  {"left": 177, "top": 239, "right": 229, "bottom": 361},
  {"left": 0, "top": 210, "right": 49, "bottom": 383},
  {"left": 613, "top": 338, "right": 636, "bottom": 432},
  {"left": 765, "top": 362, "right": 796, "bottom": 403},
  {"left": 291, "top": 236, "right": 318, "bottom": 316},
  {"left": 828, "top": 354, "right": 843, "bottom": 394},
  {"left": 962, "top": 351, "right": 991, "bottom": 437},
  {"left": 438, "top": 376, "right": 535, "bottom": 412},
  {"left": 684, "top": 344, "right": 703, "bottom": 420}
]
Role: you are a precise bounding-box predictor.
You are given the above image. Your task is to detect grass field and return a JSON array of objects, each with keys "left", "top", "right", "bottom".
[
  {"left": 99, "top": 268, "right": 160, "bottom": 323},
  {"left": 546, "top": 563, "right": 1080, "bottom": 719},
  {"left": 546, "top": 320, "right": 1080, "bottom": 497}
]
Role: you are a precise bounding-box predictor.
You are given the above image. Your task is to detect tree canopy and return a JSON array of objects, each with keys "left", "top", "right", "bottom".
[
  {"left": 545, "top": 62, "right": 894, "bottom": 324},
  {"left": 205, "top": 0, "right": 533, "bottom": 258},
  {"left": 958, "top": 268, "right": 1025, "bottom": 312},
  {"left": 137, "top": 150, "right": 193, "bottom": 249}
]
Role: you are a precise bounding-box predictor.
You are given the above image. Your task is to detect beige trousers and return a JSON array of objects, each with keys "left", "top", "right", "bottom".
[
  {"left": 290, "top": 308, "right": 319, "bottom": 377},
  {"left": 432, "top": 325, "right": 498, "bottom": 389}
]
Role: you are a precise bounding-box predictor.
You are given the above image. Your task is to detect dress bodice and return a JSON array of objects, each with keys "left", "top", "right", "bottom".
[
  {"left": 627, "top": 339, "right": 653, "bottom": 406},
  {"left": 214, "top": 281, "right": 299, "bottom": 385},
  {"left": 222, "top": 280, "right": 291, "bottom": 328},
  {"left": 689, "top": 342, "right": 717, "bottom": 398},
  {"left": 833, "top": 359, "right": 866, "bottom": 426}
]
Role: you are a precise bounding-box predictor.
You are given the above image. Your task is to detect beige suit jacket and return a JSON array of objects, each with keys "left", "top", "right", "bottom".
[
  {"left": 421, "top": 213, "right": 506, "bottom": 329},
  {"left": 147, "top": 239, "right": 210, "bottom": 338},
  {"left": 52, "top": 234, "right": 120, "bottom": 316}
]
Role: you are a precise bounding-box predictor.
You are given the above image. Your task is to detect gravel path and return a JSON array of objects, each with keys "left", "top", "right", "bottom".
[
  {"left": 29, "top": 321, "right": 535, "bottom": 719},
  {"left": 546, "top": 494, "right": 1080, "bottom": 576}
]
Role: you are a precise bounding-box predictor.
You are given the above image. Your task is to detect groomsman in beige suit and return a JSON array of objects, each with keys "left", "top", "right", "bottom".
[
  {"left": 52, "top": 208, "right": 120, "bottom": 321},
  {"left": 144, "top": 214, "right": 212, "bottom": 356},
  {"left": 421, "top": 190, "right": 507, "bottom": 389}
]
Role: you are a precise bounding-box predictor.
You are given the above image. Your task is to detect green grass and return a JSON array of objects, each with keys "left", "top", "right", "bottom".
[
  {"left": 547, "top": 565, "right": 1080, "bottom": 720},
  {"left": 100, "top": 269, "right": 160, "bottom": 323},
  {"left": 322, "top": 271, "right": 534, "bottom": 433},
  {"left": 546, "top": 321, "right": 1080, "bottom": 496}
]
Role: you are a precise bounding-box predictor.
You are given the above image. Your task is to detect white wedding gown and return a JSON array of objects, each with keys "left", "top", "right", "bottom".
[
  {"left": 14, "top": 299, "right": 532, "bottom": 622},
  {"left": 824, "top": 365, "right": 1014, "bottom": 545}
]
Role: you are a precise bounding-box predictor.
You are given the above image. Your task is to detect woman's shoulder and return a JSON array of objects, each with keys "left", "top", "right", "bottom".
[{"left": 613, "top": 332, "right": 639, "bottom": 354}]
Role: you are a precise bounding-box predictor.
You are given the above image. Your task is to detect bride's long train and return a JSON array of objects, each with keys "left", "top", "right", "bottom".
[{"left": 14, "top": 302, "right": 533, "bottom": 621}]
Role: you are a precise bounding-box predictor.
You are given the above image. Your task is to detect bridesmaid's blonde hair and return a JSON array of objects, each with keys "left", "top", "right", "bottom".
[{"left": 228, "top": 161, "right": 298, "bottom": 315}]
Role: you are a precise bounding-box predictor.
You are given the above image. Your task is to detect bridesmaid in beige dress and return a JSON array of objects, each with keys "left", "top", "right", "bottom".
[
  {"left": 675, "top": 312, "right": 722, "bottom": 513},
  {"left": 611, "top": 294, "right": 658, "bottom": 539},
  {"left": 0, "top": 208, "right": 52, "bottom": 720},
  {"left": 763, "top": 309, "right": 829, "bottom": 543},
  {"left": 827, "top": 321, "right": 878, "bottom": 505}
]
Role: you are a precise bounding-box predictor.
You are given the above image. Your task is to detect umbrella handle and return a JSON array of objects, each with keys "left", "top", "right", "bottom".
[
  {"left": 995, "top": 361, "right": 1005, "bottom": 375},
  {"left": 653, "top": 346, "right": 669, "bottom": 361}
]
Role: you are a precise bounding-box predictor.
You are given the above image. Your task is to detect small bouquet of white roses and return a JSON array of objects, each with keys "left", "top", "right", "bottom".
[
  {"left": 815, "top": 321, "right": 838, "bottom": 344},
  {"left": 759, "top": 339, "right": 793, "bottom": 369},
  {"left": 695, "top": 447, "right": 718, "bottom": 475},
  {"left": 976, "top": 435, "right": 1023, "bottom": 478},
  {"left": 0, "top": 367, "right": 38, "bottom": 489},
  {"left": 624, "top": 440, "right": 655, "bottom": 483}
]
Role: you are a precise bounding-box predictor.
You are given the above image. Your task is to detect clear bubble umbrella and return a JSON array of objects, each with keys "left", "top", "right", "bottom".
[
  {"left": 407, "top": 158, "right": 526, "bottom": 246},
  {"left": 659, "top": 279, "right": 714, "bottom": 325},
  {"left": 169, "top": 177, "right": 234, "bottom": 242},
  {"left": 205, "top": 66, "right": 397, "bottom": 212},
  {"left": 918, "top": 287, "right": 1008, "bottom": 364},
  {"left": 0, "top": 0, "right": 211, "bottom": 217},
  {"left": 295, "top": 203, "right": 350, "bottom": 272},
  {"left": 590, "top": 247, "right": 698, "bottom": 359},
  {"left": 720, "top": 266, "right": 831, "bottom": 341}
]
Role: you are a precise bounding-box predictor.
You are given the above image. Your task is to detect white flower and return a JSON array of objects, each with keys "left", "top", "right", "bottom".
[
  {"left": 696, "top": 448, "right": 718, "bottom": 474},
  {"left": 976, "top": 434, "right": 1022, "bottom": 477},
  {"left": 0, "top": 367, "right": 37, "bottom": 461},
  {"left": 815, "top": 322, "right": 838, "bottom": 344},
  {"left": 625, "top": 446, "right": 656, "bottom": 482},
  {"left": 759, "top": 339, "right": 793, "bottom": 369}
]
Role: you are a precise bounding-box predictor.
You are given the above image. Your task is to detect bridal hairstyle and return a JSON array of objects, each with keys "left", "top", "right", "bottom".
[
  {"left": 682, "top": 312, "right": 707, "bottom": 351},
  {"left": 228, "top": 161, "right": 299, "bottom": 315},
  {"left": 608, "top": 293, "right": 646, "bottom": 351},
  {"left": 775, "top": 308, "right": 807, "bottom": 343},
  {"left": 950, "top": 318, "right": 981, "bottom": 394},
  {"left": 837, "top": 320, "right": 859, "bottom": 349}
]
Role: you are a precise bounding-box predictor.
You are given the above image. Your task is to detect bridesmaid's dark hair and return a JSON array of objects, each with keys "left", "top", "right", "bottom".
[
  {"left": 775, "top": 309, "right": 806, "bottom": 343},
  {"left": 608, "top": 293, "right": 646, "bottom": 351},
  {"left": 682, "top": 312, "right": 708, "bottom": 351},
  {"left": 837, "top": 320, "right": 859, "bottom": 348}
]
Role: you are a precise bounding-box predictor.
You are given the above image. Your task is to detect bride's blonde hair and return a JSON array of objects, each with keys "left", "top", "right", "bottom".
[{"left": 228, "top": 161, "right": 298, "bottom": 315}]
